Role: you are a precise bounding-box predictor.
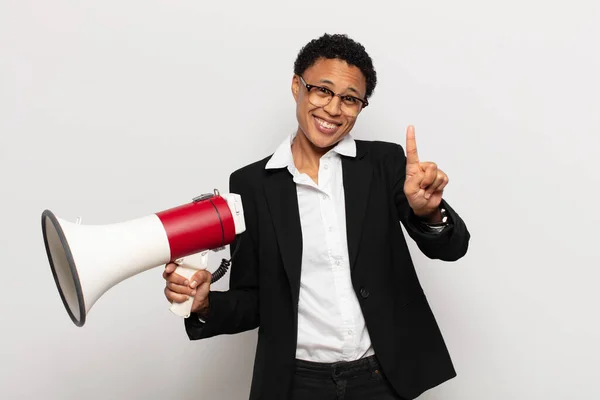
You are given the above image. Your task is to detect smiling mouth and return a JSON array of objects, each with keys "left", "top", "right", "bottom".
[{"left": 313, "top": 116, "right": 342, "bottom": 134}]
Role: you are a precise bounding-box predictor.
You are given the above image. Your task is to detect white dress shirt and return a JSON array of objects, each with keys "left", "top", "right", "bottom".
[{"left": 265, "top": 132, "right": 375, "bottom": 363}]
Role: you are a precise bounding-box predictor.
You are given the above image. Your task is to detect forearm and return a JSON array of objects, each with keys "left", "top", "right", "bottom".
[
  {"left": 184, "top": 288, "right": 259, "bottom": 340},
  {"left": 389, "top": 143, "right": 470, "bottom": 261}
]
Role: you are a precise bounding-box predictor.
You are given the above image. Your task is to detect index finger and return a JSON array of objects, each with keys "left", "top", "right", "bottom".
[
  {"left": 162, "top": 264, "right": 189, "bottom": 285},
  {"left": 164, "top": 262, "right": 178, "bottom": 274},
  {"left": 405, "top": 125, "right": 419, "bottom": 165}
]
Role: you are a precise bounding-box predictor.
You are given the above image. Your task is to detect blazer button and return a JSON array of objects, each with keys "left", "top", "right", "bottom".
[{"left": 360, "top": 287, "right": 369, "bottom": 299}]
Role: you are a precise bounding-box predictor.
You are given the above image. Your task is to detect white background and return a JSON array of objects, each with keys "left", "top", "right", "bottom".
[{"left": 1, "top": 1, "right": 599, "bottom": 399}]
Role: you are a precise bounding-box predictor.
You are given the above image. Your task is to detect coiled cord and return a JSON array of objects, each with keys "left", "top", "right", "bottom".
[{"left": 210, "top": 235, "right": 242, "bottom": 283}]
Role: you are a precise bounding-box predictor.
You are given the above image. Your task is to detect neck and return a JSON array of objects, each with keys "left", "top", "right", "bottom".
[{"left": 291, "top": 129, "right": 333, "bottom": 171}]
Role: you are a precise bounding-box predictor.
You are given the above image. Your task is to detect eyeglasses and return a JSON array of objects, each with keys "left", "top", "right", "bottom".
[{"left": 298, "top": 75, "right": 368, "bottom": 116}]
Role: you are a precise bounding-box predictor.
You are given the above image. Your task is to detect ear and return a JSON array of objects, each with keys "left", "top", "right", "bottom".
[{"left": 291, "top": 75, "right": 300, "bottom": 102}]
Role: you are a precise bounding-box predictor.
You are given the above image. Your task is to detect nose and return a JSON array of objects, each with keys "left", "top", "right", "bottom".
[{"left": 323, "top": 95, "right": 343, "bottom": 117}]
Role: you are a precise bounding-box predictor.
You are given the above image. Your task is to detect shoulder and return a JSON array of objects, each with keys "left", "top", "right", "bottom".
[
  {"left": 355, "top": 139, "right": 406, "bottom": 161},
  {"left": 229, "top": 154, "right": 273, "bottom": 188}
]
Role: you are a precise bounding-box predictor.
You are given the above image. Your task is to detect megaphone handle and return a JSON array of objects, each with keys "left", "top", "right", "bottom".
[
  {"left": 169, "top": 261, "right": 206, "bottom": 318},
  {"left": 169, "top": 265, "right": 198, "bottom": 318}
]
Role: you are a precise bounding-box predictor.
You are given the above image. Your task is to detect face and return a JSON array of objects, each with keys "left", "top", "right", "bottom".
[{"left": 292, "top": 58, "right": 367, "bottom": 152}]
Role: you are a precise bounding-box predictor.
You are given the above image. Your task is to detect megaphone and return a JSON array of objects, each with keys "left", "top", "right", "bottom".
[{"left": 41, "top": 189, "right": 245, "bottom": 327}]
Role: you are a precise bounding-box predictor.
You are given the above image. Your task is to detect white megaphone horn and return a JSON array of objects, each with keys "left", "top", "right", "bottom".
[{"left": 41, "top": 189, "right": 245, "bottom": 327}]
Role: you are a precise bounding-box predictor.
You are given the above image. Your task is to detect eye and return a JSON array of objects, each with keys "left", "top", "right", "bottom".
[
  {"left": 342, "top": 96, "right": 358, "bottom": 104},
  {"left": 312, "top": 87, "right": 333, "bottom": 98}
]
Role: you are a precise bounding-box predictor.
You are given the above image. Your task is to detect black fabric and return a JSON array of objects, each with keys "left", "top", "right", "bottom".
[
  {"left": 291, "top": 356, "right": 407, "bottom": 400},
  {"left": 184, "top": 140, "right": 471, "bottom": 400}
]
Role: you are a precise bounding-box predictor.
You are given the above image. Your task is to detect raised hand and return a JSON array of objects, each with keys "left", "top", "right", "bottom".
[{"left": 403, "top": 125, "right": 449, "bottom": 221}]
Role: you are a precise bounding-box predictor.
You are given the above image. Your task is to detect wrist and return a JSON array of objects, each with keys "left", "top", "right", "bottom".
[
  {"left": 415, "top": 208, "right": 443, "bottom": 223},
  {"left": 192, "top": 300, "right": 210, "bottom": 319}
]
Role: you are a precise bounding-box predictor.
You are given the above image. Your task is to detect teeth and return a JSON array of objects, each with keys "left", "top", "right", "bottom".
[{"left": 316, "top": 117, "right": 337, "bottom": 129}]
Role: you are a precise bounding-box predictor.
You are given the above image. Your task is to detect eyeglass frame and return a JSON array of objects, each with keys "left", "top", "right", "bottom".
[{"left": 297, "top": 75, "right": 369, "bottom": 113}]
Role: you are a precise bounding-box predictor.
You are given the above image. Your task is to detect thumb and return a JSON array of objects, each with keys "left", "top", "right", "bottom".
[
  {"left": 192, "top": 271, "right": 211, "bottom": 314},
  {"left": 189, "top": 269, "right": 211, "bottom": 289}
]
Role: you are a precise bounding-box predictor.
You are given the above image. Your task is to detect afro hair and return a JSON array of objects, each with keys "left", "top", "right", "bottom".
[{"left": 293, "top": 33, "right": 377, "bottom": 100}]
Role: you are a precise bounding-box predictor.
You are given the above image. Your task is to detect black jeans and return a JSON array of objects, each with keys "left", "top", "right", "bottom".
[{"left": 290, "top": 355, "right": 406, "bottom": 400}]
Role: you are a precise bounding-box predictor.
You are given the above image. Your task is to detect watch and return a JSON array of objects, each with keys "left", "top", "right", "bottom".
[{"left": 423, "top": 207, "right": 449, "bottom": 228}]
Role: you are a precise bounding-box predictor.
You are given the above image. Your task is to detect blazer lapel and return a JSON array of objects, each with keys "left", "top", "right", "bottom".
[
  {"left": 342, "top": 144, "right": 373, "bottom": 270},
  {"left": 262, "top": 141, "right": 371, "bottom": 306},
  {"left": 263, "top": 169, "right": 303, "bottom": 309}
]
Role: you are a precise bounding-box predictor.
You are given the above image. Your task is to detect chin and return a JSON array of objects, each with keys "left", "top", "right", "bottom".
[
  {"left": 303, "top": 115, "right": 349, "bottom": 149},
  {"left": 304, "top": 130, "right": 342, "bottom": 150}
]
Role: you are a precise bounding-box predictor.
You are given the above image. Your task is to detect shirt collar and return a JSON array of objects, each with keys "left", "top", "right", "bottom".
[{"left": 265, "top": 131, "right": 356, "bottom": 170}]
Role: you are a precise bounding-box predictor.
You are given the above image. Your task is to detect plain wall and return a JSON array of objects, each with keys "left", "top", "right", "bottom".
[{"left": 1, "top": 1, "right": 599, "bottom": 399}]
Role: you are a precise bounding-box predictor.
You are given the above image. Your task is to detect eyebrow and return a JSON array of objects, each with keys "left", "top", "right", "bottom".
[{"left": 318, "top": 79, "right": 361, "bottom": 96}]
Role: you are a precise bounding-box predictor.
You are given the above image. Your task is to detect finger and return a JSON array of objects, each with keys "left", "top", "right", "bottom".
[
  {"left": 162, "top": 262, "right": 182, "bottom": 280},
  {"left": 420, "top": 163, "right": 437, "bottom": 189},
  {"left": 404, "top": 169, "right": 424, "bottom": 197},
  {"left": 165, "top": 262, "right": 180, "bottom": 273},
  {"left": 436, "top": 175, "right": 449, "bottom": 192},
  {"left": 167, "top": 282, "right": 197, "bottom": 297},
  {"left": 163, "top": 270, "right": 189, "bottom": 286},
  {"left": 425, "top": 172, "right": 448, "bottom": 198},
  {"left": 189, "top": 270, "right": 212, "bottom": 289},
  {"left": 405, "top": 125, "right": 420, "bottom": 165},
  {"left": 164, "top": 287, "right": 189, "bottom": 304}
]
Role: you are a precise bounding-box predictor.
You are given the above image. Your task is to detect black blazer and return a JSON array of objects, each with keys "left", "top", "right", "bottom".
[{"left": 185, "top": 140, "right": 470, "bottom": 400}]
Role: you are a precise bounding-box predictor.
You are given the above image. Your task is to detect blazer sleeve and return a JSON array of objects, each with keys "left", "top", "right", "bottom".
[
  {"left": 184, "top": 170, "right": 260, "bottom": 339},
  {"left": 389, "top": 143, "right": 471, "bottom": 261}
]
